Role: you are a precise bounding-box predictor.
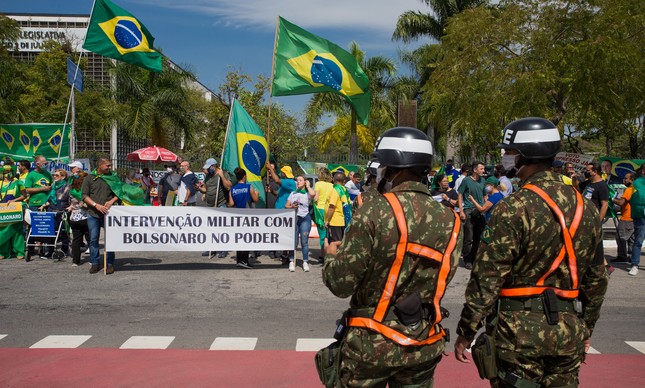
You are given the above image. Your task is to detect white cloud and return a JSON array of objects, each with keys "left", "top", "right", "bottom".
[{"left": 143, "top": 0, "right": 428, "bottom": 36}]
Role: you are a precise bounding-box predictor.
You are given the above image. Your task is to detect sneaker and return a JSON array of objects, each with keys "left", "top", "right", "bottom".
[
  {"left": 288, "top": 262, "right": 295, "bottom": 272},
  {"left": 106, "top": 266, "right": 115, "bottom": 275},
  {"left": 629, "top": 266, "right": 639, "bottom": 276},
  {"left": 217, "top": 252, "right": 228, "bottom": 258},
  {"left": 236, "top": 261, "right": 253, "bottom": 269},
  {"left": 89, "top": 265, "right": 99, "bottom": 274},
  {"left": 201, "top": 251, "right": 210, "bottom": 256},
  {"left": 464, "top": 262, "right": 473, "bottom": 270},
  {"left": 84, "top": 248, "right": 90, "bottom": 254},
  {"left": 72, "top": 263, "right": 79, "bottom": 267},
  {"left": 303, "top": 262, "right": 310, "bottom": 272}
]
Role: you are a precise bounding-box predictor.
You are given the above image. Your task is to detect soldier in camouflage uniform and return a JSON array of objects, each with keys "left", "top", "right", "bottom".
[
  {"left": 323, "top": 127, "right": 463, "bottom": 387},
  {"left": 454, "top": 118, "right": 608, "bottom": 387}
]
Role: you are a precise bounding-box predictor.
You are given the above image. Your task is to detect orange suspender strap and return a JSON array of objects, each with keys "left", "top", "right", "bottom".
[
  {"left": 372, "top": 192, "right": 408, "bottom": 322},
  {"left": 432, "top": 211, "right": 461, "bottom": 325},
  {"left": 347, "top": 193, "right": 460, "bottom": 346},
  {"left": 347, "top": 316, "right": 446, "bottom": 346},
  {"left": 499, "top": 184, "right": 584, "bottom": 299}
]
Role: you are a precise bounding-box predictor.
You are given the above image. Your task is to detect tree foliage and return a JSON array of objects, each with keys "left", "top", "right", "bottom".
[{"left": 423, "top": 0, "right": 645, "bottom": 158}]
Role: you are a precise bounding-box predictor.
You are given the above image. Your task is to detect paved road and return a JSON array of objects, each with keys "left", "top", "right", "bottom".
[{"left": 1, "top": 239, "right": 644, "bottom": 386}]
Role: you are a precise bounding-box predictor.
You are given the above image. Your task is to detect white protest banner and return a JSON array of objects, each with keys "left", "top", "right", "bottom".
[
  {"left": 105, "top": 206, "right": 296, "bottom": 252},
  {"left": 555, "top": 152, "right": 594, "bottom": 172}
]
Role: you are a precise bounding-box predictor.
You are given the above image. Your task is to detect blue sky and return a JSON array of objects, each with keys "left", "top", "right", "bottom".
[{"left": 1, "top": 0, "right": 428, "bottom": 125}]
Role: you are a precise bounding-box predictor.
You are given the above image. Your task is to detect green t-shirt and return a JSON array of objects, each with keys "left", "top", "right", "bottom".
[
  {"left": 458, "top": 175, "right": 486, "bottom": 210},
  {"left": 24, "top": 170, "right": 52, "bottom": 207}
]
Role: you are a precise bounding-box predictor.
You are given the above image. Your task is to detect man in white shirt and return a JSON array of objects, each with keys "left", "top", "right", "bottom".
[{"left": 344, "top": 172, "right": 361, "bottom": 201}]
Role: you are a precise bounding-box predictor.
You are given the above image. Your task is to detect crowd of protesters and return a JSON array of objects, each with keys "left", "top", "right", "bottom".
[{"left": 1, "top": 152, "right": 640, "bottom": 278}]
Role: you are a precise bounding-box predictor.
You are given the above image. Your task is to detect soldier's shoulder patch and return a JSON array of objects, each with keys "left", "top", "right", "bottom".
[{"left": 481, "top": 225, "right": 493, "bottom": 244}]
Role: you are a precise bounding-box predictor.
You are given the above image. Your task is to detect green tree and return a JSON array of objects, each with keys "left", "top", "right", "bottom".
[
  {"left": 0, "top": 15, "right": 27, "bottom": 123},
  {"left": 424, "top": 0, "right": 645, "bottom": 158},
  {"left": 111, "top": 59, "right": 199, "bottom": 149},
  {"left": 304, "top": 42, "right": 396, "bottom": 164},
  {"left": 393, "top": 0, "right": 486, "bottom": 43}
]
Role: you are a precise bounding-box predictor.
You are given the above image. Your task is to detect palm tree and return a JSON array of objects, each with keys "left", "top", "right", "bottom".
[
  {"left": 305, "top": 42, "right": 396, "bottom": 164},
  {"left": 392, "top": 0, "right": 486, "bottom": 43},
  {"left": 111, "top": 59, "right": 198, "bottom": 148}
]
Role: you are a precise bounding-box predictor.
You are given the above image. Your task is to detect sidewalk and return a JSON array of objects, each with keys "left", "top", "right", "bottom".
[{"left": 0, "top": 348, "right": 643, "bottom": 387}]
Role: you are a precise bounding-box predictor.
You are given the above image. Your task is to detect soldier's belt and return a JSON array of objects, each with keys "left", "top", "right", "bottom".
[{"left": 499, "top": 297, "right": 575, "bottom": 313}]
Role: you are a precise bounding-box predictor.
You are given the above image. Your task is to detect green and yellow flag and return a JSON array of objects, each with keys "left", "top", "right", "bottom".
[
  {"left": 83, "top": 0, "right": 162, "bottom": 73},
  {"left": 221, "top": 100, "right": 269, "bottom": 208},
  {"left": 272, "top": 17, "right": 371, "bottom": 124},
  {"left": 0, "top": 123, "right": 70, "bottom": 161}
]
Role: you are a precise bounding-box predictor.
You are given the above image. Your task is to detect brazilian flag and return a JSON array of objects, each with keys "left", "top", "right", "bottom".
[
  {"left": 83, "top": 0, "right": 162, "bottom": 73},
  {"left": 272, "top": 17, "right": 371, "bottom": 125},
  {"left": 221, "top": 99, "right": 269, "bottom": 208}
]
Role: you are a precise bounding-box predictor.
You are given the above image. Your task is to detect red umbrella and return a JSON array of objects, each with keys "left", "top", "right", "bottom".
[{"left": 126, "top": 145, "right": 178, "bottom": 163}]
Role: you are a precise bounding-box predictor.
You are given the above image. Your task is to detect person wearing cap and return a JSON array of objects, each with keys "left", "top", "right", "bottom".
[
  {"left": 0, "top": 163, "right": 27, "bottom": 260},
  {"left": 68, "top": 161, "right": 84, "bottom": 182},
  {"left": 197, "top": 158, "right": 232, "bottom": 208},
  {"left": 551, "top": 160, "right": 573, "bottom": 186},
  {"left": 322, "top": 127, "right": 462, "bottom": 387},
  {"left": 265, "top": 163, "right": 296, "bottom": 210},
  {"left": 468, "top": 175, "right": 505, "bottom": 223},
  {"left": 455, "top": 117, "right": 607, "bottom": 387}
]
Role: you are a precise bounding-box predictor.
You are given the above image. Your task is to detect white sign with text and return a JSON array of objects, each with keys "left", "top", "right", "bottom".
[{"left": 105, "top": 206, "right": 296, "bottom": 252}]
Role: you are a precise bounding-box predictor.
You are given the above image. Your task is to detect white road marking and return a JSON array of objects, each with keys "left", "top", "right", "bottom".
[
  {"left": 295, "top": 338, "right": 336, "bottom": 351},
  {"left": 30, "top": 335, "right": 91, "bottom": 349},
  {"left": 0, "top": 335, "right": 7, "bottom": 341},
  {"left": 120, "top": 336, "right": 175, "bottom": 349},
  {"left": 209, "top": 337, "right": 257, "bottom": 350},
  {"left": 626, "top": 341, "right": 645, "bottom": 354},
  {"left": 587, "top": 346, "right": 601, "bottom": 354}
]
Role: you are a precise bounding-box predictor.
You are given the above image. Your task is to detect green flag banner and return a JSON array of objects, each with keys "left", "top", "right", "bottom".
[
  {"left": 221, "top": 100, "right": 269, "bottom": 208},
  {"left": 83, "top": 0, "right": 162, "bottom": 73},
  {"left": 272, "top": 16, "right": 371, "bottom": 125},
  {"left": 0, "top": 123, "right": 70, "bottom": 161}
]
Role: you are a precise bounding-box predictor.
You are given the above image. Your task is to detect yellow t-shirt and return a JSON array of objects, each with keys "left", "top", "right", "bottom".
[
  {"left": 314, "top": 181, "right": 333, "bottom": 210},
  {"left": 327, "top": 187, "right": 346, "bottom": 227},
  {"left": 561, "top": 175, "right": 572, "bottom": 185}
]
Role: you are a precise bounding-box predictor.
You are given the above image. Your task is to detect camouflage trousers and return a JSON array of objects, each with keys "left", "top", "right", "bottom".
[
  {"left": 491, "top": 348, "right": 584, "bottom": 388},
  {"left": 338, "top": 353, "right": 441, "bottom": 388}
]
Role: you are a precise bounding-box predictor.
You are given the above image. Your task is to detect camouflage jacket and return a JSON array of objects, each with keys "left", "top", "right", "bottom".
[
  {"left": 457, "top": 171, "right": 608, "bottom": 355},
  {"left": 323, "top": 181, "right": 463, "bottom": 364}
]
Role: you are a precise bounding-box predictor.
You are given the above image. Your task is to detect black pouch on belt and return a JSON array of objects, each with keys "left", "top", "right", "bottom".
[
  {"left": 394, "top": 291, "right": 423, "bottom": 326},
  {"left": 542, "top": 289, "right": 559, "bottom": 325}
]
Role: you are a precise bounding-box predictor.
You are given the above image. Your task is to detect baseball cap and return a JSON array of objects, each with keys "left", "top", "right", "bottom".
[
  {"left": 68, "top": 161, "right": 83, "bottom": 169},
  {"left": 280, "top": 165, "right": 294, "bottom": 178},
  {"left": 202, "top": 158, "right": 218, "bottom": 170},
  {"left": 552, "top": 160, "right": 564, "bottom": 168},
  {"left": 486, "top": 176, "right": 500, "bottom": 186}
]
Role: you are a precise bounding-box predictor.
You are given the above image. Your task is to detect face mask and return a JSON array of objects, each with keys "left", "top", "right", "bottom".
[
  {"left": 376, "top": 166, "right": 386, "bottom": 185},
  {"left": 485, "top": 185, "right": 493, "bottom": 194},
  {"left": 72, "top": 173, "right": 79, "bottom": 178},
  {"left": 583, "top": 171, "right": 591, "bottom": 179},
  {"left": 502, "top": 154, "right": 519, "bottom": 172},
  {"left": 167, "top": 167, "right": 173, "bottom": 173}
]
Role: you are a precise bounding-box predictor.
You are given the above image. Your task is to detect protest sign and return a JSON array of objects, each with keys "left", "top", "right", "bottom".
[{"left": 105, "top": 206, "right": 296, "bottom": 252}]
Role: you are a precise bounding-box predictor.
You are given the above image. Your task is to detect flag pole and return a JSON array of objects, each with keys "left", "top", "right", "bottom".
[
  {"left": 264, "top": 16, "right": 280, "bottom": 207},
  {"left": 214, "top": 99, "right": 236, "bottom": 207},
  {"left": 267, "top": 16, "right": 280, "bottom": 148}
]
